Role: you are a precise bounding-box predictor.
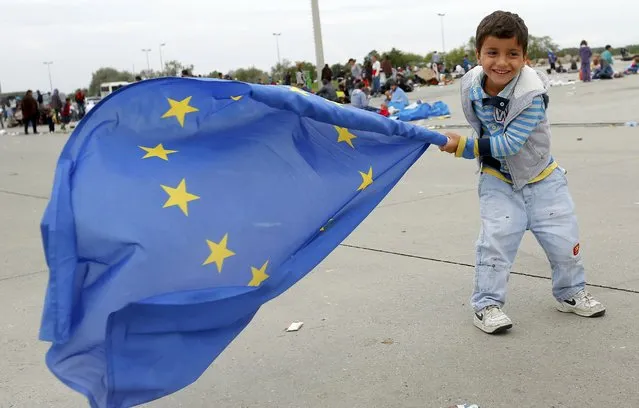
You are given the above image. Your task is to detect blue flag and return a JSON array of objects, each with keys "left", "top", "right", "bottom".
[{"left": 39, "top": 78, "right": 446, "bottom": 408}]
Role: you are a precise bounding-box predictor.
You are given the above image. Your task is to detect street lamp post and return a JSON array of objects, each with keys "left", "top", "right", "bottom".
[
  {"left": 141, "top": 48, "right": 151, "bottom": 72},
  {"left": 43, "top": 61, "right": 53, "bottom": 92},
  {"left": 272, "top": 33, "right": 281, "bottom": 66},
  {"left": 437, "top": 13, "right": 446, "bottom": 53},
  {"left": 159, "top": 43, "right": 166, "bottom": 73},
  {"left": 310, "top": 0, "right": 325, "bottom": 87},
  {"left": 272, "top": 33, "right": 282, "bottom": 81}
]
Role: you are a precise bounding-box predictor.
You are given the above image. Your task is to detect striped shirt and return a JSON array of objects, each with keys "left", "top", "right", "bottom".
[
  {"left": 470, "top": 74, "right": 545, "bottom": 174},
  {"left": 456, "top": 72, "right": 558, "bottom": 184}
]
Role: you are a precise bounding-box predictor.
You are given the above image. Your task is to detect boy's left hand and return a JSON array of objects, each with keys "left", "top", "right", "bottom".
[{"left": 439, "top": 132, "right": 461, "bottom": 154}]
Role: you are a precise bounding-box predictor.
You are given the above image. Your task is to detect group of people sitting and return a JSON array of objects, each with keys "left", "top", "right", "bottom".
[{"left": 316, "top": 77, "right": 409, "bottom": 117}]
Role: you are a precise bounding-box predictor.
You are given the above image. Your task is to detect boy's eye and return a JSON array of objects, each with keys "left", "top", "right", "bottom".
[{"left": 486, "top": 51, "right": 497, "bottom": 56}]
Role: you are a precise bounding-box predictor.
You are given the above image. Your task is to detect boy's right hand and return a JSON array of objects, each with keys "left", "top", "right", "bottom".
[{"left": 439, "top": 132, "right": 461, "bottom": 154}]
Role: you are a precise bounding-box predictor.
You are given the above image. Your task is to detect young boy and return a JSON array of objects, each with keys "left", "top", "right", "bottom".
[{"left": 440, "top": 11, "right": 605, "bottom": 334}]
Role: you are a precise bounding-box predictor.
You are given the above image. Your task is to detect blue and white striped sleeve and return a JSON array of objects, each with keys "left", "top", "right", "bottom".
[{"left": 478, "top": 96, "right": 546, "bottom": 158}]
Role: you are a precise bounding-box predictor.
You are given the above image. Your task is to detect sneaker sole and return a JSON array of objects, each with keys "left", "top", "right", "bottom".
[
  {"left": 556, "top": 305, "right": 606, "bottom": 318},
  {"left": 473, "top": 316, "right": 512, "bottom": 334}
]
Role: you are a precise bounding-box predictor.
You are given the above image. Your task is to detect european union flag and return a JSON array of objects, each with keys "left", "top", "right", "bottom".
[{"left": 39, "top": 78, "right": 446, "bottom": 408}]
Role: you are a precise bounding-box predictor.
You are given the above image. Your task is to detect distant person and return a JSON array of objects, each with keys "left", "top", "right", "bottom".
[
  {"left": 593, "top": 55, "right": 613, "bottom": 79},
  {"left": 462, "top": 54, "right": 472, "bottom": 72},
  {"left": 295, "top": 66, "right": 306, "bottom": 87},
  {"left": 371, "top": 55, "right": 381, "bottom": 96},
  {"left": 61, "top": 97, "right": 72, "bottom": 131},
  {"left": 135, "top": 76, "right": 143, "bottom": 82},
  {"left": 284, "top": 71, "right": 291, "bottom": 85},
  {"left": 348, "top": 58, "right": 363, "bottom": 91},
  {"left": 432, "top": 51, "right": 442, "bottom": 66},
  {"left": 316, "top": 79, "right": 338, "bottom": 102},
  {"left": 21, "top": 90, "right": 39, "bottom": 135},
  {"left": 547, "top": 50, "right": 558, "bottom": 73},
  {"left": 579, "top": 40, "right": 592, "bottom": 82},
  {"left": 381, "top": 55, "right": 393, "bottom": 84},
  {"left": 36, "top": 90, "right": 44, "bottom": 106},
  {"left": 75, "top": 89, "right": 86, "bottom": 118},
  {"left": 217, "top": 73, "right": 223, "bottom": 79},
  {"left": 50, "top": 89, "right": 62, "bottom": 121},
  {"left": 378, "top": 102, "right": 390, "bottom": 117},
  {"left": 385, "top": 80, "right": 409, "bottom": 109},
  {"left": 44, "top": 106, "right": 55, "bottom": 133},
  {"left": 349, "top": 82, "right": 377, "bottom": 112},
  {"left": 624, "top": 56, "right": 639, "bottom": 75},
  {"left": 601, "top": 45, "right": 614, "bottom": 66},
  {"left": 321, "top": 64, "right": 332, "bottom": 82}
]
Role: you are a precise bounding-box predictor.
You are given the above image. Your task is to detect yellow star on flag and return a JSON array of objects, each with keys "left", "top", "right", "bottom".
[
  {"left": 248, "top": 260, "right": 269, "bottom": 287},
  {"left": 357, "top": 167, "right": 374, "bottom": 191},
  {"left": 161, "top": 96, "right": 199, "bottom": 127},
  {"left": 160, "top": 178, "right": 200, "bottom": 216},
  {"left": 335, "top": 126, "right": 357, "bottom": 148},
  {"left": 231, "top": 96, "right": 243, "bottom": 101},
  {"left": 139, "top": 143, "right": 178, "bottom": 161},
  {"left": 289, "top": 86, "right": 309, "bottom": 96},
  {"left": 203, "top": 233, "right": 236, "bottom": 273}
]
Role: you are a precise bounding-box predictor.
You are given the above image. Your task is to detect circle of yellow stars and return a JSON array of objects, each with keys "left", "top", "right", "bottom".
[{"left": 136, "top": 88, "right": 375, "bottom": 287}]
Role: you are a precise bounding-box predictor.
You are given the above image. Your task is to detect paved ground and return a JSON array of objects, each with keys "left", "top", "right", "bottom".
[{"left": 1, "top": 70, "right": 638, "bottom": 408}]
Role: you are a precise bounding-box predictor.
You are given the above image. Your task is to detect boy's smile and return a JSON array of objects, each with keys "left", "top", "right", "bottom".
[{"left": 476, "top": 35, "right": 525, "bottom": 95}]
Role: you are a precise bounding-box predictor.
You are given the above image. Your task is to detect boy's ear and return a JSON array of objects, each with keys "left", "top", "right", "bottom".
[{"left": 475, "top": 50, "right": 481, "bottom": 63}]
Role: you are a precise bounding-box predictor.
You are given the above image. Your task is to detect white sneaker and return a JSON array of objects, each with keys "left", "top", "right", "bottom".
[
  {"left": 556, "top": 290, "right": 605, "bottom": 317},
  {"left": 473, "top": 305, "right": 512, "bottom": 334}
]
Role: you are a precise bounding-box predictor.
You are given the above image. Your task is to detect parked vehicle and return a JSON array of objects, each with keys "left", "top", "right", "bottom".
[{"left": 99, "top": 82, "right": 130, "bottom": 98}]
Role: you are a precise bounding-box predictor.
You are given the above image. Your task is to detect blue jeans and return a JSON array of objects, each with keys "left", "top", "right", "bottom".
[
  {"left": 372, "top": 76, "right": 380, "bottom": 94},
  {"left": 472, "top": 169, "right": 586, "bottom": 311}
]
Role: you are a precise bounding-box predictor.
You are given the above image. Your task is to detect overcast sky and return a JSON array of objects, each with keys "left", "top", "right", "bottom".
[{"left": 1, "top": 0, "right": 637, "bottom": 93}]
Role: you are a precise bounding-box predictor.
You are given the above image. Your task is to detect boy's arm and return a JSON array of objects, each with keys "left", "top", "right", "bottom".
[{"left": 453, "top": 96, "right": 546, "bottom": 159}]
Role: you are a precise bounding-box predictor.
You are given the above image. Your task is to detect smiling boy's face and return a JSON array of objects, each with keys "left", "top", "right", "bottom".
[{"left": 476, "top": 35, "right": 526, "bottom": 94}]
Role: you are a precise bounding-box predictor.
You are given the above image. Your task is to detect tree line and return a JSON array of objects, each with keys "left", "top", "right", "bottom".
[{"left": 86, "top": 37, "right": 639, "bottom": 96}]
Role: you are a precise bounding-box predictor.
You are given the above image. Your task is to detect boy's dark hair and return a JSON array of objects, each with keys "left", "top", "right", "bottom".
[
  {"left": 580, "top": 40, "right": 588, "bottom": 46},
  {"left": 605, "top": 45, "right": 611, "bottom": 50},
  {"left": 476, "top": 11, "right": 528, "bottom": 54}
]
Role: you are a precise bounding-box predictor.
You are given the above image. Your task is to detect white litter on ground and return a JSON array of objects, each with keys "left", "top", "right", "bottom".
[
  {"left": 286, "top": 322, "right": 304, "bottom": 332},
  {"left": 549, "top": 79, "right": 576, "bottom": 87}
]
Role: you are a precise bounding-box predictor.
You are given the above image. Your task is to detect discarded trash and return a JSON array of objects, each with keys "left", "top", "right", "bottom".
[
  {"left": 625, "top": 121, "right": 638, "bottom": 127},
  {"left": 576, "top": 137, "right": 583, "bottom": 141},
  {"left": 549, "top": 79, "right": 575, "bottom": 87},
  {"left": 381, "top": 338, "right": 394, "bottom": 345},
  {"left": 286, "top": 322, "right": 304, "bottom": 332},
  {"left": 0, "top": 130, "right": 6, "bottom": 135}
]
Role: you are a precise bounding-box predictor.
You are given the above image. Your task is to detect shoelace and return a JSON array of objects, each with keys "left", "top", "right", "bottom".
[
  {"left": 484, "top": 305, "right": 502, "bottom": 318},
  {"left": 576, "top": 290, "right": 598, "bottom": 306}
]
